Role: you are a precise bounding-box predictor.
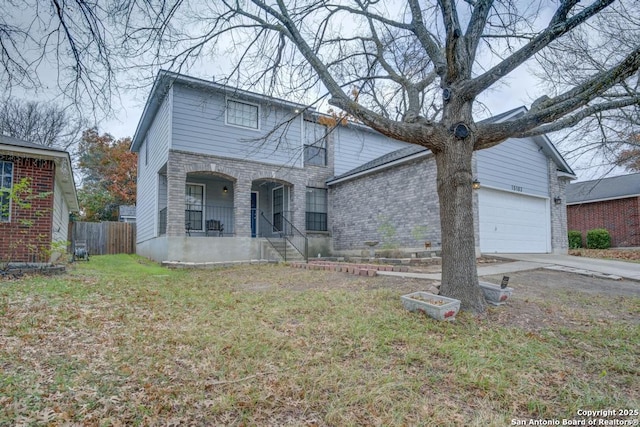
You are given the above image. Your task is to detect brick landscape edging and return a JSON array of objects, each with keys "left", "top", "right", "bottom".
[{"left": 289, "top": 260, "right": 410, "bottom": 276}]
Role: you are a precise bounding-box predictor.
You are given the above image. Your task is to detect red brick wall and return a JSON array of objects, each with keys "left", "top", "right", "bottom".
[
  {"left": 0, "top": 155, "right": 55, "bottom": 262},
  {"left": 567, "top": 197, "right": 640, "bottom": 247}
]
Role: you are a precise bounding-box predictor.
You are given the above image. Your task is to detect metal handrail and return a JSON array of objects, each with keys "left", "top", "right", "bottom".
[
  {"left": 259, "top": 212, "right": 308, "bottom": 262},
  {"left": 259, "top": 212, "right": 287, "bottom": 260},
  {"left": 281, "top": 214, "right": 308, "bottom": 262}
]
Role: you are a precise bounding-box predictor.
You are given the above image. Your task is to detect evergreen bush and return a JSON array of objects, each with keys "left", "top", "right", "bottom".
[
  {"left": 568, "top": 230, "right": 582, "bottom": 249},
  {"left": 586, "top": 228, "right": 611, "bottom": 249}
]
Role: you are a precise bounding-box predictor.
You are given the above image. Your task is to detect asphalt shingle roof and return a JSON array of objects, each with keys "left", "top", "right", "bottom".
[
  {"left": 566, "top": 173, "right": 640, "bottom": 204},
  {"left": 331, "top": 144, "right": 429, "bottom": 181},
  {"left": 0, "top": 134, "right": 67, "bottom": 152}
]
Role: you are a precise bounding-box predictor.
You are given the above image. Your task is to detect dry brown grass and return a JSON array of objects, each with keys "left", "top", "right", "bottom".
[
  {"left": 569, "top": 248, "right": 640, "bottom": 262},
  {"left": 0, "top": 255, "right": 638, "bottom": 425}
]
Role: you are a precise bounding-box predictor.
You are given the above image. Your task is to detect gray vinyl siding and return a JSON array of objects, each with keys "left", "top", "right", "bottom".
[
  {"left": 171, "top": 84, "right": 303, "bottom": 167},
  {"left": 475, "top": 137, "right": 549, "bottom": 197},
  {"left": 333, "top": 125, "right": 411, "bottom": 176},
  {"left": 136, "top": 89, "right": 172, "bottom": 243}
]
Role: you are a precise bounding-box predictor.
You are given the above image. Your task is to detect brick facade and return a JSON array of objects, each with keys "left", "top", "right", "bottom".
[
  {"left": 0, "top": 155, "right": 55, "bottom": 262},
  {"left": 164, "top": 147, "right": 334, "bottom": 238},
  {"left": 549, "top": 159, "right": 572, "bottom": 254},
  {"left": 567, "top": 197, "right": 640, "bottom": 247},
  {"left": 329, "top": 154, "right": 441, "bottom": 252},
  {"left": 330, "top": 154, "right": 571, "bottom": 255}
]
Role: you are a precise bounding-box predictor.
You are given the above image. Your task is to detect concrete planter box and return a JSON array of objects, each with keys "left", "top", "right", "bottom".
[
  {"left": 401, "top": 292, "right": 461, "bottom": 321},
  {"left": 479, "top": 281, "right": 513, "bottom": 306}
]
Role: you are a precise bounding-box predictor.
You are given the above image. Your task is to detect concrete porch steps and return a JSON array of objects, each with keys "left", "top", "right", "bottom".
[{"left": 263, "top": 239, "right": 306, "bottom": 262}]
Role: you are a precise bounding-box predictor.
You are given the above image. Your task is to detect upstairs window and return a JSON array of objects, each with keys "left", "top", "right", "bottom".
[
  {"left": 226, "top": 99, "right": 259, "bottom": 130},
  {"left": 0, "top": 161, "right": 13, "bottom": 222},
  {"left": 306, "top": 187, "right": 327, "bottom": 231},
  {"left": 304, "top": 140, "right": 327, "bottom": 166},
  {"left": 304, "top": 120, "right": 328, "bottom": 166}
]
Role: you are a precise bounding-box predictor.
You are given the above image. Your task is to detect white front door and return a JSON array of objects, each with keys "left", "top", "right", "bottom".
[{"left": 272, "top": 186, "right": 290, "bottom": 232}]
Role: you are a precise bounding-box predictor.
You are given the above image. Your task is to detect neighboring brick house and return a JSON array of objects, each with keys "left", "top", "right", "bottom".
[
  {"left": 0, "top": 135, "right": 79, "bottom": 263},
  {"left": 131, "top": 70, "right": 575, "bottom": 263},
  {"left": 567, "top": 173, "right": 640, "bottom": 247}
]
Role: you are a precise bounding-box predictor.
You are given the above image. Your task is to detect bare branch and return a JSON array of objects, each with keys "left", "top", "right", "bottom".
[
  {"left": 476, "top": 46, "right": 640, "bottom": 148},
  {"left": 407, "top": 0, "right": 446, "bottom": 76},
  {"left": 0, "top": 97, "right": 84, "bottom": 151},
  {"left": 462, "top": 0, "right": 616, "bottom": 99},
  {"left": 465, "top": 0, "right": 494, "bottom": 65}
]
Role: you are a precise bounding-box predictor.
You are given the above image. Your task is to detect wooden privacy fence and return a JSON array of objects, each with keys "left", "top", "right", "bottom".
[{"left": 72, "top": 222, "right": 136, "bottom": 255}]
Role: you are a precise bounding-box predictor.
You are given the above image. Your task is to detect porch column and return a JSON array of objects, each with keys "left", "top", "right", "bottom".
[
  {"left": 549, "top": 158, "right": 571, "bottom": 254},
  {"left": 234, "top": 179, "right": 252, "bottom": 237},
  {"left": 166, "top": 155, "right": 186, "bottom": 237},
  {"left": 291, "top": 182, "right": 306, "bottom": 233}
]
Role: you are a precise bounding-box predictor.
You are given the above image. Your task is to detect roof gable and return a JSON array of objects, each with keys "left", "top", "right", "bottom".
[
  {"left": 131, "top": 70, "right": 310, "bottom": 152},
  {"left": 0, "top": 134, "right": 68, "bottom": 153},
  {"left": 0, "top": 135, "right": 79, "bottom": 212}
]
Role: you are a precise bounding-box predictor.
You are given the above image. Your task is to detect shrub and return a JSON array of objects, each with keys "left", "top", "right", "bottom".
[
  {"left": 586, "top": 228, "right": 611, "bottom": 249},
  {"left": 568, "top": 230, "right": 582, "bottom": 249}
]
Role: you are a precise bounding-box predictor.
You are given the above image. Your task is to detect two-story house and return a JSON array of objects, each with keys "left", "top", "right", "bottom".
[{"left": 131, "top": 70, "right": 575, "bottom": 264}]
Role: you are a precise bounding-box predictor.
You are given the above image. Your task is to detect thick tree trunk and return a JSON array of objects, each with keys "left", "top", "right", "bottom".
[{"left": 435, "top": 137, "right": 486, "bottom": 314}]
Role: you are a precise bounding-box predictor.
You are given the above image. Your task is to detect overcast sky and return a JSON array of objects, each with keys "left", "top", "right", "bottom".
[
  {"left": 102, "top": 63, "right": 540, "bottom": 137},
  {"left": 3, "top": 0, "right": 629, "bottom": 181}
]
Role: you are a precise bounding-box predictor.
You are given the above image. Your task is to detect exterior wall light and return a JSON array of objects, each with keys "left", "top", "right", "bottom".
[
  {"left": 223, "top": 186, "right": 228, "bottom": 193},
  {"left": 472, "top": 179, "right": 481, "bottom": 190},
  {"left": 554, "top": 196, "right": 562, "bottom": 204}
]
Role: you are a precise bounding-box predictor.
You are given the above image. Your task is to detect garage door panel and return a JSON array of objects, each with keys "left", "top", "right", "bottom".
[
  {"left": 482, "top": 222, "right": 548, "bottom": 235},
  {"left": 479, "top": 188, "right": 550, "bottom": 253}
]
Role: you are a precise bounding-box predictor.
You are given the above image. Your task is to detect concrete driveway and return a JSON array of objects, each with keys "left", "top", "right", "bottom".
[
  {"left": 377, "top": 252, "right": 640, "bottom": 282},
  {"left": 492, "top": 253, "right": 640, "bottom": 281}
]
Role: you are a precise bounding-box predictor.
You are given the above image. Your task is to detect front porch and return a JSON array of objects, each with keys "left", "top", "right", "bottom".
[
  {"left": 159, "top": 204, "right": 236, "bottom": 237},
  {"left": 147, "top": 167, "right": 312, "bottom": 263}
]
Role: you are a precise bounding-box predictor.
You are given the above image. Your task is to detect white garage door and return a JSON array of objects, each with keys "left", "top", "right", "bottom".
[{"left": 478, "top": 188, "right": 550, "bottom": 253}]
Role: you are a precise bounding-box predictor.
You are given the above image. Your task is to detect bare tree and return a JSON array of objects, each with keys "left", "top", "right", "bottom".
[
  {"left": 112, "top": 0, "right": 640, "bottom": 313},
  {"left": 0, "top": 0, "right": 117, "bottom": 114},
  {"left": 532, "top": 1, "right": 640, "bottom": 177},
  {"left": 4, "top": 1, "right": 639, "bottom": 312},
  {"left": 0, "top": 98, "right": 83, "bottom": 150}
]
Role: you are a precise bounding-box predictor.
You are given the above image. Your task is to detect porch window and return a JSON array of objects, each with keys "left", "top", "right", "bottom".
[
  {"left": 226, "top": 99, "right": 259, "bottom": 130},
  {"left": 306, "top": 187, "right": 327, "bottom": 231},
  {"left": 0, "top": 160, "right": 13, "bottom": 222},
  {"left": 185, "top": 183, "right": 204, "bottom": 231},
  {"left": 273, "top": 186, "right": 284, "bottom": 232}
]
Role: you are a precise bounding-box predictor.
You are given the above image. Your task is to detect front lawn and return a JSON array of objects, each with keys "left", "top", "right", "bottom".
[{"left": 1, "top": 255, "right": 638, "bottom": 425}]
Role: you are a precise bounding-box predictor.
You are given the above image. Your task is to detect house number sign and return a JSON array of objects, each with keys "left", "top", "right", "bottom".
[{"left": 511, "top": 185, "right": 523, "bottom": 192}]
